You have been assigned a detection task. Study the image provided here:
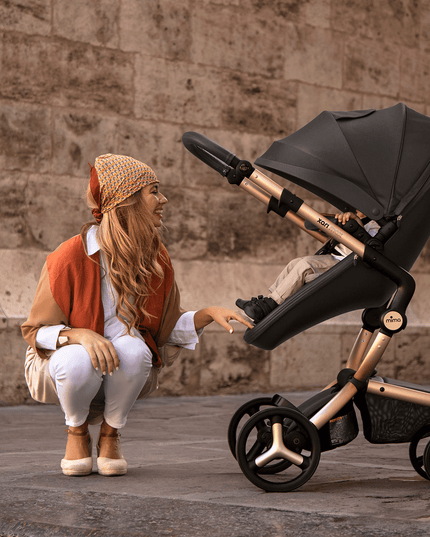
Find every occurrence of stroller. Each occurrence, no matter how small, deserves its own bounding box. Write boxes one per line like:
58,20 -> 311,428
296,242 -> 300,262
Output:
182,103 -> 430,492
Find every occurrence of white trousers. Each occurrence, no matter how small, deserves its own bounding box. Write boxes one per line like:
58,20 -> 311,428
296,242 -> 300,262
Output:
269,255 -> 339,304
48,334 -> 153,428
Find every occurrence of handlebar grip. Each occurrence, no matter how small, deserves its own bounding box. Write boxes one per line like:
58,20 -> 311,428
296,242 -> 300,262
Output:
182,131 -> 240,176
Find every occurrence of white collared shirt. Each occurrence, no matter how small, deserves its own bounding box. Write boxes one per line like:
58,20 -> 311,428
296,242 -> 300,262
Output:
36,226 -> 201,351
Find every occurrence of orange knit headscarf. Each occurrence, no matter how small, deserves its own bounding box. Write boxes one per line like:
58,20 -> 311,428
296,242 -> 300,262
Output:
90,154 -> 158,223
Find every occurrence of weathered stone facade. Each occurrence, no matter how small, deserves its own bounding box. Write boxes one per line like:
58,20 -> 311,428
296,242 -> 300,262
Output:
2,0 -> 430,404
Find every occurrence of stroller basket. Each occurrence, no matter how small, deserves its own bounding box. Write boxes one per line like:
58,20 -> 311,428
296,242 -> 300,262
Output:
355,379 -> 430,444
285,388 -> 359,452
319,401 -> 359,451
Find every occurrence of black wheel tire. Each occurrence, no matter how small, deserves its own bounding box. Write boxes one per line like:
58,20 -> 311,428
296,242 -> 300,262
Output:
409,425 -> 430,480
227,397 -> 274,459
423,440 -> 430,478
236,407 -> 321,493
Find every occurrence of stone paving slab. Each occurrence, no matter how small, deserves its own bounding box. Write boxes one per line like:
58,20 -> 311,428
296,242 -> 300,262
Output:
1,392 -> 430,536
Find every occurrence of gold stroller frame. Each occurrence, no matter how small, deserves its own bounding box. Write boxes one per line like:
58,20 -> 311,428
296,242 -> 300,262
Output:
228,166 -> 430,493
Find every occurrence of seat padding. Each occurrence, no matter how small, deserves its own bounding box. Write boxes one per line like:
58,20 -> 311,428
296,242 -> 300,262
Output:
244,255 -> 396,350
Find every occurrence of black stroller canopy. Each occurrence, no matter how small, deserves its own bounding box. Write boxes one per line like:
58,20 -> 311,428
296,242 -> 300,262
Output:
255,103 -> 430,221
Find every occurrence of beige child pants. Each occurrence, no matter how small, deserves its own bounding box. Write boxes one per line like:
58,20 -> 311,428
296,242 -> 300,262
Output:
269,255 -> 339,304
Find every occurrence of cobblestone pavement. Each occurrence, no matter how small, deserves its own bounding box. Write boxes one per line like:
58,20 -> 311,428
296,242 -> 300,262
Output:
1,392 -> 430,536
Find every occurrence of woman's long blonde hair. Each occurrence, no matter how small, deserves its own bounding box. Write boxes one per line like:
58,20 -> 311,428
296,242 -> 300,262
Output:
81,186 -> 166,333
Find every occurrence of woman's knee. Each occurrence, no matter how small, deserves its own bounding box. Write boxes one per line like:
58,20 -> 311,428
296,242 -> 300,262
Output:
112,336 -> 152,375
49,344 -> 98,383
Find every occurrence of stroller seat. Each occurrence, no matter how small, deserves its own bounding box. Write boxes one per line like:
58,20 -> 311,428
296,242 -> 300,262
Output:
244,254 -> 395,350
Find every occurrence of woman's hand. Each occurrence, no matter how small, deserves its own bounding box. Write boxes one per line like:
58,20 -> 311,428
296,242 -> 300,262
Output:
59,328 -> 120,376
194,307 -> 254,333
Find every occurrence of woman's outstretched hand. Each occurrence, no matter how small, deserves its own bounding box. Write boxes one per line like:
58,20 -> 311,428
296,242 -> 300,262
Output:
194,307 -> 254,333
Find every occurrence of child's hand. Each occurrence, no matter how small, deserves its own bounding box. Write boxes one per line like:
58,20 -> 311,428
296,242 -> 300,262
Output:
335,212 -> 363,226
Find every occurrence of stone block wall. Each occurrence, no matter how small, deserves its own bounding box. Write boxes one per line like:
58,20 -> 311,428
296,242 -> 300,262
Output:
2,0 -> 430,404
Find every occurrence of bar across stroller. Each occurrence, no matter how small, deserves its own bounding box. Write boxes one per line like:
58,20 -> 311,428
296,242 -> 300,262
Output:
182,103 -> 430,492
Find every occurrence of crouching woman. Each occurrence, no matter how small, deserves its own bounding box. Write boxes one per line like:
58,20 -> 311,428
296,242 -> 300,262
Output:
21,154 -> 252,477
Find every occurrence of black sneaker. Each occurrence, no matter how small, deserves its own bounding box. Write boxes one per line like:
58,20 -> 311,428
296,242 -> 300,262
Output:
235,295 -> 278,322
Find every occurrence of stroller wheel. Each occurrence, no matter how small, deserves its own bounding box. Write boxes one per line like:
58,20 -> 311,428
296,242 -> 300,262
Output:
409,425 -> 430,480
236,407 -> 321,493
227,397 -> 274,458
424,442 -> 430,478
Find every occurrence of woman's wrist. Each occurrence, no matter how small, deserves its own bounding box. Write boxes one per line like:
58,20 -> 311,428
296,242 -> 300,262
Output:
59,327 -> 85,346
58,327 -> 71,347
193,308 -> 214,331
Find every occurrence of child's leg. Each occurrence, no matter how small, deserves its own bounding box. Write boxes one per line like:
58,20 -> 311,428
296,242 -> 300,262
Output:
269,255 -> 338,304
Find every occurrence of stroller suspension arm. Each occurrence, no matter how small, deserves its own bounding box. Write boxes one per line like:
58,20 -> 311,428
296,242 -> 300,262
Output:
362,246 -> 415,336
311,332 -> 391,430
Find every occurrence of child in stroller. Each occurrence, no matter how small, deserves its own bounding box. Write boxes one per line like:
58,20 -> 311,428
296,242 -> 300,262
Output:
236,210 -> 379,322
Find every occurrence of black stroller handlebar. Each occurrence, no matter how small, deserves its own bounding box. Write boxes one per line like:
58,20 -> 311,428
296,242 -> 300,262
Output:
182,131 -> 328,244
182,132 -> 241,176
